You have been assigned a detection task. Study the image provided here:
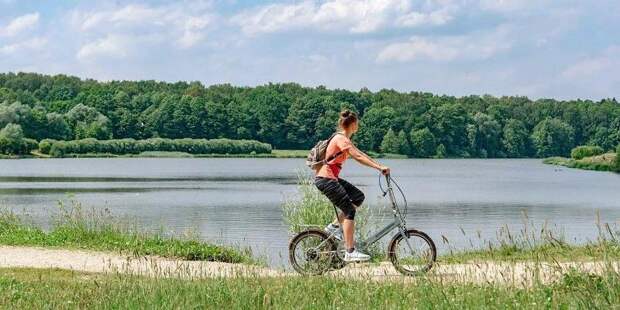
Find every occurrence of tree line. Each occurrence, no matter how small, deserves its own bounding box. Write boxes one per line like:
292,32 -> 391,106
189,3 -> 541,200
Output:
1,72 -> 619,157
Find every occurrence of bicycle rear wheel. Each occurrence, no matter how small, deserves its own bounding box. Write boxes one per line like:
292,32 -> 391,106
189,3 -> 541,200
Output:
289,229 -> 337,275
388,229 -> 436,276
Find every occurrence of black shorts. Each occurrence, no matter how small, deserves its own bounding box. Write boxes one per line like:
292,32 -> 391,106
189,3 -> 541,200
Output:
314,177 -> 365,220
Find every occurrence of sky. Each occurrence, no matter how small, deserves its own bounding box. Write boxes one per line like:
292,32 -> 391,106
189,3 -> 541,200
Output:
0,0 -> 619,100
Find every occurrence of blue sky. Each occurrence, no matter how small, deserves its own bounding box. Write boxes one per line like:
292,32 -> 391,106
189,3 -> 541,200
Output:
0,0 -> 618,100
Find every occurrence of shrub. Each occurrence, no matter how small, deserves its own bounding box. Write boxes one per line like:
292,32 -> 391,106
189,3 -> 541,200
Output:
40,138 -> 272,156
38,139 -> 57,154
571,145 -> 604,160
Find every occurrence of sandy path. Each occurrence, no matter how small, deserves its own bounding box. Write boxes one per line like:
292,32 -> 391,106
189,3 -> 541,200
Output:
1,246 -> 618,285
0,246 -> 283,278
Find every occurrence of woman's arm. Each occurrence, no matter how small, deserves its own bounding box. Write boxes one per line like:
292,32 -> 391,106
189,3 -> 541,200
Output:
348,145 -> 390,175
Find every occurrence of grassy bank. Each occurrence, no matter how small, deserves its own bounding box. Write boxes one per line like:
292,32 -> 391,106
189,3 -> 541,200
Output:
440,241 -> 620,263
544,152 -> 617,172
1,267 -> 619,309
0,204 -> 253,264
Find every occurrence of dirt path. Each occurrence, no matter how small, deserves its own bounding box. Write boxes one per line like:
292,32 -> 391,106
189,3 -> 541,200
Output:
1,246 -> 618,285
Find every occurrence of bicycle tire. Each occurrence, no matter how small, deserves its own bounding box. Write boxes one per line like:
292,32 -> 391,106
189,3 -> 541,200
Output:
388,229 -> 436,276
289,229 -> 338,275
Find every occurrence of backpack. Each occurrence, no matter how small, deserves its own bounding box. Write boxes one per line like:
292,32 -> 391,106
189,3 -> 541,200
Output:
306,133 -> 344,171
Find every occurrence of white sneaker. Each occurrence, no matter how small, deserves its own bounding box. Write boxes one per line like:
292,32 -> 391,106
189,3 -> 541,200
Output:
324,223 -> 343,240
344,249 -> 370,262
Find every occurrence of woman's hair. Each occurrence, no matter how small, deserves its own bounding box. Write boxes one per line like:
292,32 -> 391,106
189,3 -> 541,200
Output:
338,109 -> 358,129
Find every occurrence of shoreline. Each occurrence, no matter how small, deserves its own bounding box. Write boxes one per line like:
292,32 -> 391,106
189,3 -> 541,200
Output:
543,152 -> 618,172
3,150 -> 552,160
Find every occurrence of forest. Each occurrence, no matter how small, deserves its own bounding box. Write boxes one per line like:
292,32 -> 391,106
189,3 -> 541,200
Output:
0,72 -> 619,158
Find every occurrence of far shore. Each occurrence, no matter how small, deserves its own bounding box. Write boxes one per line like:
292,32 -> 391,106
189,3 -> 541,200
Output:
0,150 -> 409,159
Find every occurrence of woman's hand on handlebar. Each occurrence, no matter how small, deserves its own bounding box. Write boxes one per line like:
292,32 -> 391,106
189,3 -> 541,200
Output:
380,166 -> 390,176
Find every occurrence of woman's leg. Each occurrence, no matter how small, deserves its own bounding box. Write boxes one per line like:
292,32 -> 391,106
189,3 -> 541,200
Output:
314,177 -> 357,249
342,219 -> 355,250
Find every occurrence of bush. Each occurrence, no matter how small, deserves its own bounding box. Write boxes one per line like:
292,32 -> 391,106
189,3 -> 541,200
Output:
38,139 -> 57,154
40,138 -> 272,156
571,145 -> 605,160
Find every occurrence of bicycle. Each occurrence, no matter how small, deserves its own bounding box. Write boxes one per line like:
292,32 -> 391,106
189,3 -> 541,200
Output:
288,174 -> 437,276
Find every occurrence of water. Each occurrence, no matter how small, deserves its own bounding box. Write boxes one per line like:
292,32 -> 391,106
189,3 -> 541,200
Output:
1,158 -> 619,267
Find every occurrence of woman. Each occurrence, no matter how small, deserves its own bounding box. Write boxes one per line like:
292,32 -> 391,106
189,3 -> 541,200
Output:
314,110 -> 390,262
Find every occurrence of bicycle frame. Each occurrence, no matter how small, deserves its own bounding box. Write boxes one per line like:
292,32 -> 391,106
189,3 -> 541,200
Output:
320,175 -> 408,252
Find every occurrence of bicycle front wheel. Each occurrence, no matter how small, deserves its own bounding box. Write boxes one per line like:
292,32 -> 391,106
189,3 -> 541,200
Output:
289,229 -> 337,275
388,229 -> 436,276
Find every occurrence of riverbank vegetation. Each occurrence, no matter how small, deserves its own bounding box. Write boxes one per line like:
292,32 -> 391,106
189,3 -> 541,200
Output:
1,267 -> 619,309
1,72 -> 619,158
0,203 -> 253,264
37,137 -> 271,157
544,145 -> 619,172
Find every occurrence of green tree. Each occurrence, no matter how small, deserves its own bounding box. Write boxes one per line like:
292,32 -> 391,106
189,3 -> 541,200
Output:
424,104 -> 469,156
531,118 -> 575,157
45,113 -> 72,140
380,128 -> 400,154
66,104 -> 112,140
397,130 -> 410,155
0,123 -> 36,155
357,106 -> 396,151
410,128 -> 436,158
502,119 -> 531,158
0,101 -> 35,137
467,112 -> 502,158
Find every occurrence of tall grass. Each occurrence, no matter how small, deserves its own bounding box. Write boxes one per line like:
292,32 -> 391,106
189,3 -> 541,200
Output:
281,172 -> 383,258
439,210 -> 620,263
1,267 -> 620,309
281,172 -> 375,235
0,202 -> 254,264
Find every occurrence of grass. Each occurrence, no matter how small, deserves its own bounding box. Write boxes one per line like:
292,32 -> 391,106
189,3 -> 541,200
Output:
439,211 -> 620,263
544,152 -> 617,172
0,202 -> 254,264
0,267 -> 619,309
440,241 -> 620,263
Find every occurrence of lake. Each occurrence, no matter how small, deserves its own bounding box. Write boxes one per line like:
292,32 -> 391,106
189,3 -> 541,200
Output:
1,158 -> 619,267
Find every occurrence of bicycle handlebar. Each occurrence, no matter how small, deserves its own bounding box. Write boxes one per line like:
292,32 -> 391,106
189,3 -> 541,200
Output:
378,172 -> 408,215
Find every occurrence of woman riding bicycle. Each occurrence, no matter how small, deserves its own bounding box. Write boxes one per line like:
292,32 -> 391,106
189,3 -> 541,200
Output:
314,109 -> 390,262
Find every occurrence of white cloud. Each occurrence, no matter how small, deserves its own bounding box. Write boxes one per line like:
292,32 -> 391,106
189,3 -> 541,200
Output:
76,35 -> 128,60
396,8 -> 453,27
377,36 -> 459,62
478,0 -> 549,12
377,25 -> 513,63
0,36 -> 46,55
71,2 -> 213,57
561,46 -> 620,80
0,12 -> 39,37
232,0 -> 454,35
